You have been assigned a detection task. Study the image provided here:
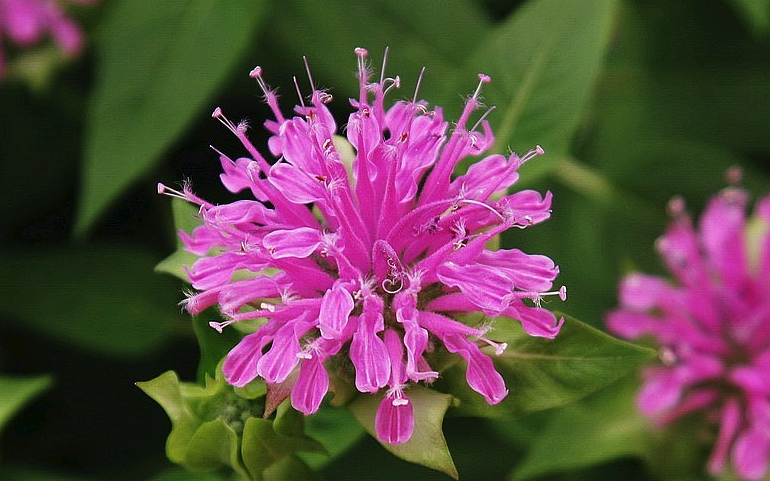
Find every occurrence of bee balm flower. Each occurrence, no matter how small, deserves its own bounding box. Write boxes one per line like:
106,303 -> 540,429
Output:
160,49 -> 565,445
607,185 -> 770,480
0,0 -> 95,77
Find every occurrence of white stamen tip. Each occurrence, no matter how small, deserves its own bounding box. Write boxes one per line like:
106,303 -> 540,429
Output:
212,107 -> 222,118
478,73 -> 491,83
536,145 -> 545,155
249,66 -> 262,79
392,397 -> 409,406
297,351 -> 312,359
157,183 -> 166,194
495,342 -> 508,356
355,47 -> 368,57
558,285 -> 567,301
209,321 -> 224,334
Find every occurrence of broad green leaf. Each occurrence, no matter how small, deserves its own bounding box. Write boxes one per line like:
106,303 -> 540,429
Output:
438,316 -> 654,418
155,198 -> 202,281
0,245 -> 184,358
0,375 -> 52,432
349,385 -> 458,479
726,0 -> 770,35
509,375 -> 652,480
75,0 -> 267,236
299,406 -> 365,469
466,0 -> 617,160
273,0 -> 490,116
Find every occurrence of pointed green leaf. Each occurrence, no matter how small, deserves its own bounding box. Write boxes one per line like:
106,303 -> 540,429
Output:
0,375 -> 52,432
466,0 -> 617,164
183,419 -> 241,473
192,312 -> 242,382
136,371 -> 201,464
349,385 -> 458,479
263,455 -> 320,481
439,316 -> 655,418
510,375 -> 652,480
75,0 -> 267,236
0,245 -> 183,358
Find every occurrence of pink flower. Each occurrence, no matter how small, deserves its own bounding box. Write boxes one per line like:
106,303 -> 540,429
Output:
160,49 -> 565,445
0,0 -> 95,77
607,185 -> 770,480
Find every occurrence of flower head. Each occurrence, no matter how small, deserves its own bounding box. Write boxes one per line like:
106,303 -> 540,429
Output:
0,0 -> 95,77
607,183 -> 770,480
162,49 -> 565,445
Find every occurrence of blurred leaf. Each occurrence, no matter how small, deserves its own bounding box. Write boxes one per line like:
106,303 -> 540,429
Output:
439,316 -> 655,418
0,245 -> 183,358
0,375 -> 52,433
273,0 -> 490,115
75,0 -> 267,236
299,406 -> 366,469
349,384 -> 458,479
0,468 -> 93,481
726,0 -> 770,36
466,0 -> 617,161
510,375 -> 652,480
155,198 -> 202,281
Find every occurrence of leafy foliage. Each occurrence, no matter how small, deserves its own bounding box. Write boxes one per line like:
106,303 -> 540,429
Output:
2,0 -> 770,480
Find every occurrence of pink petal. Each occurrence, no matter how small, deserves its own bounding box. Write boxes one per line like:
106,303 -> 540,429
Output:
375,392 -> 414,445
263,227 -> 321,259
436,261 -> 513,316
707,398 -> 742,476
318,284 -> 354,339
350,304 -> 391,393
291,355 -> 329,415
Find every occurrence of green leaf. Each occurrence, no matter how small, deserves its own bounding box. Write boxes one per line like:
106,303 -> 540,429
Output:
299,406 -> 366,469
155,198 -> 203,281
726,0 -> 770,35
273,0 -> 490,116
509,375 -> 652,480
0,245 -> 183,358
439,316 -> 655,418
241,416 -> 325,480
0,375 -> 52,433
466,0 -> 618,159
75,0 -> 267,236
349,385 -> 458,479
192,313 -> 243,382
136,371 -> 202,465
262,455 -> 320,481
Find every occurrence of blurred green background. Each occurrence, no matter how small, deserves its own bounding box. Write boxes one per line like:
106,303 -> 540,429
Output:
1,0 -> 769,479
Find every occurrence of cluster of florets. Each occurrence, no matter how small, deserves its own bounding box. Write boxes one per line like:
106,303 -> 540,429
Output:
160,48 -> 565,444
0,0 -> 95,77
607,183 -> 770,480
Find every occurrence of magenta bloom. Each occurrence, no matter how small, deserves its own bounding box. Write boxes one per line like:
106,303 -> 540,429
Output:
161,49 -> 565,445
607,186 -> 770,480
0,0 -> 94,77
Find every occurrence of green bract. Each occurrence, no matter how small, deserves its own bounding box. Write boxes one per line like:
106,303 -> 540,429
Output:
137,370 -> 325,481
